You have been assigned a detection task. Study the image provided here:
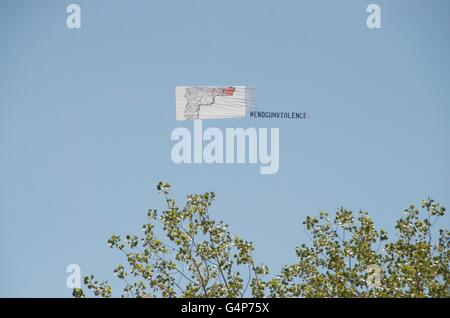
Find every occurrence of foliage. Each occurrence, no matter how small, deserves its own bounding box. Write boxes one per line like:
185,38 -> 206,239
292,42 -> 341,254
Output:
74,182 -> 268,298
267,200 -> 449,297
74,182 -> 449,298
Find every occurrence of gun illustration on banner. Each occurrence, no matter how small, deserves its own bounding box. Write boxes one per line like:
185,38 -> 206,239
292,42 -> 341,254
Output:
175,86 -> 256,120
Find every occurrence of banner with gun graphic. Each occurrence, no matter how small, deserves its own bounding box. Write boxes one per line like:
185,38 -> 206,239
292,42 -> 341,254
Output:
175,86 -> 256,120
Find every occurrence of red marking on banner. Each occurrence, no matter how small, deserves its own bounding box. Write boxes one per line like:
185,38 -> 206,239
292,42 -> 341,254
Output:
223,87 -> 235,96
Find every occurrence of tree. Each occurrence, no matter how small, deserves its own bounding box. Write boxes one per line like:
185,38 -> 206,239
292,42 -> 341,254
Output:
73,182 -> 449,298
267,201 -> 449,297
74,182 -> 268,298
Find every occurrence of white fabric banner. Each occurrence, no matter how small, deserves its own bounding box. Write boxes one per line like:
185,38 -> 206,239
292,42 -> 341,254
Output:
175,86 -> 255,120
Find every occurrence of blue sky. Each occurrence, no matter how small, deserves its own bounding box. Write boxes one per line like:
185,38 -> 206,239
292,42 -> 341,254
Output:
1,0 -> 449,297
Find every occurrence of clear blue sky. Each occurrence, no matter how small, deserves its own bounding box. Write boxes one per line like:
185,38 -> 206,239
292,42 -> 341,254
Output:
1,0 -> 449,297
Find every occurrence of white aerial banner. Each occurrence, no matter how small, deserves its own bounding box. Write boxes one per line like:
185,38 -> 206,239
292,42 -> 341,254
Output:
175,86 -> 256,120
